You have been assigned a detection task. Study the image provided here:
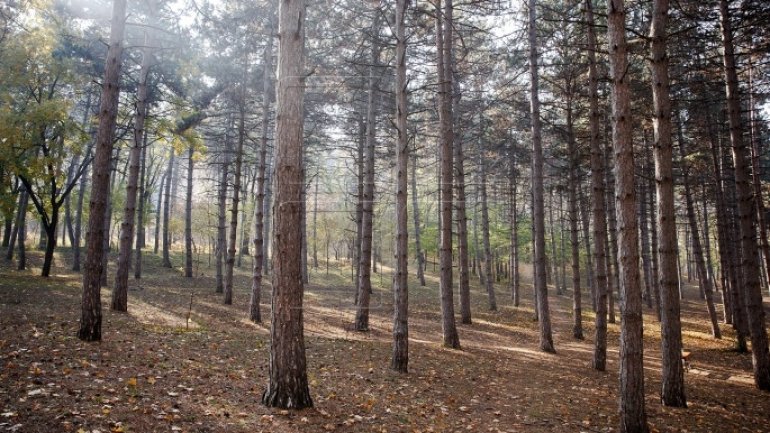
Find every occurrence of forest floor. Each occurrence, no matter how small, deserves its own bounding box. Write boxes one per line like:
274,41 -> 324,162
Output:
2,249 -> 770,433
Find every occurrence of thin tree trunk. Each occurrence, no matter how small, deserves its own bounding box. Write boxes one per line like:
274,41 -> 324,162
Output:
312,176 -> 318,269
261,0 -> 312,408
113,38 -> 152,310
162,149 -> 174,268
479,139 -> 496,311
650,0 -> 685,406
748,57 -> 770,293
216,122 -> 231,293
436,0 -> 460,349
567,100 -> 582,339
509,148 -> 520,306
411,139 -> 426,287
250,27 -> 274,323
72,150 -> 90,271
354,17 -> 380,330
677,114 -> 721,339
606,139 -> 619,324
154,171 -> 164,254
79,0 -> 126,342
579,184 -> 595,312
529,0 -> 554,353
719,0 -> 770,390
454,87 -> 471,325
639,158 -> 653,310
587,0 -> 608,371
16,188 -> 28,270
392,0 -> 409,372
134,133 -> 148,280
608,1 -> 649,429
184,144 -> 194,277
648,167 -> 661,321
225,76 -> 247,305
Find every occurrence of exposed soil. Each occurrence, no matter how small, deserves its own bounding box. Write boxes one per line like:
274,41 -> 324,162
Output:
1,249 -> 769,433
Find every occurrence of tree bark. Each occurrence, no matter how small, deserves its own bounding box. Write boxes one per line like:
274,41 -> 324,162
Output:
225,69 -> 248,305
649,0 -> 685,406
216,122 -> 232,293
79,0 -> 126,342
509,147 -> 520,306
16,188 -> 28,270
392,0 -> 409,373
586,0 -> 609,371
261,0 -> 312,408
113,38 -> 152,310
436,0 -> 460,349
454,85 -> 471,325
184,144 -> 194,277
72,148 -> 90,271
411,138 -> 426,286
250,28 -> 274,323
529,0 -> 554,353
719,0 -> 770,390
161,149 -> 174,268
479,136 -> 496,311
676,114 -> 721,339
354,14 -> 380,331
608,0 -> 649,429
567,99 -> 582,339
134,133 -> 148,280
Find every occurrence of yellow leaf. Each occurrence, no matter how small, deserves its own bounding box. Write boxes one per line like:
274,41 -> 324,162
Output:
147,377 -> 156,385
126,377 -> 137,387
111,426 -> 125,433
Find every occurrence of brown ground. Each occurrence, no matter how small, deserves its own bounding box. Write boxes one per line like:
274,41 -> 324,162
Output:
1,249 -> 769,433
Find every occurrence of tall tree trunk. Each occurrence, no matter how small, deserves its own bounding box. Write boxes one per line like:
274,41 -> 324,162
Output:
608,1 -> 649,429
354,115 -> 364,296
529,0 -> 554,353
153,171 -> 164,255
162,149 -> 174,268
647,167 -> 661,321
454,87 -> 471,325
579,184 -> 595,312
411,139 -> 426,286
391,0 -> 409,373
638,158 -> 653,309
549,189 -> 560,294
650,0 -> 685,406
6,188 -> 25,262
436,0 -> 460,348
719,0 -> 770,390
184,144 -> 194,277
16,188 -> 28,270
312,176 -> 318,269
587,0 -> 608,372
261,0 -> 312,408
567,100 -> 582,339
216,123 -> 232,293
479,139 -> 497,311
79,0 -> 126,342
225,78 -> 247,306
677,114 -> 721,339
72,149 -> 90,271
354,16 -> 380,331
606,139 -> 619,324
251,28 -> 274,324
100,149 -> 119,286
134,134 -> 148,280
748,59 -> 770,292
113,39 -> 152,310
509,147 -> 520,306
